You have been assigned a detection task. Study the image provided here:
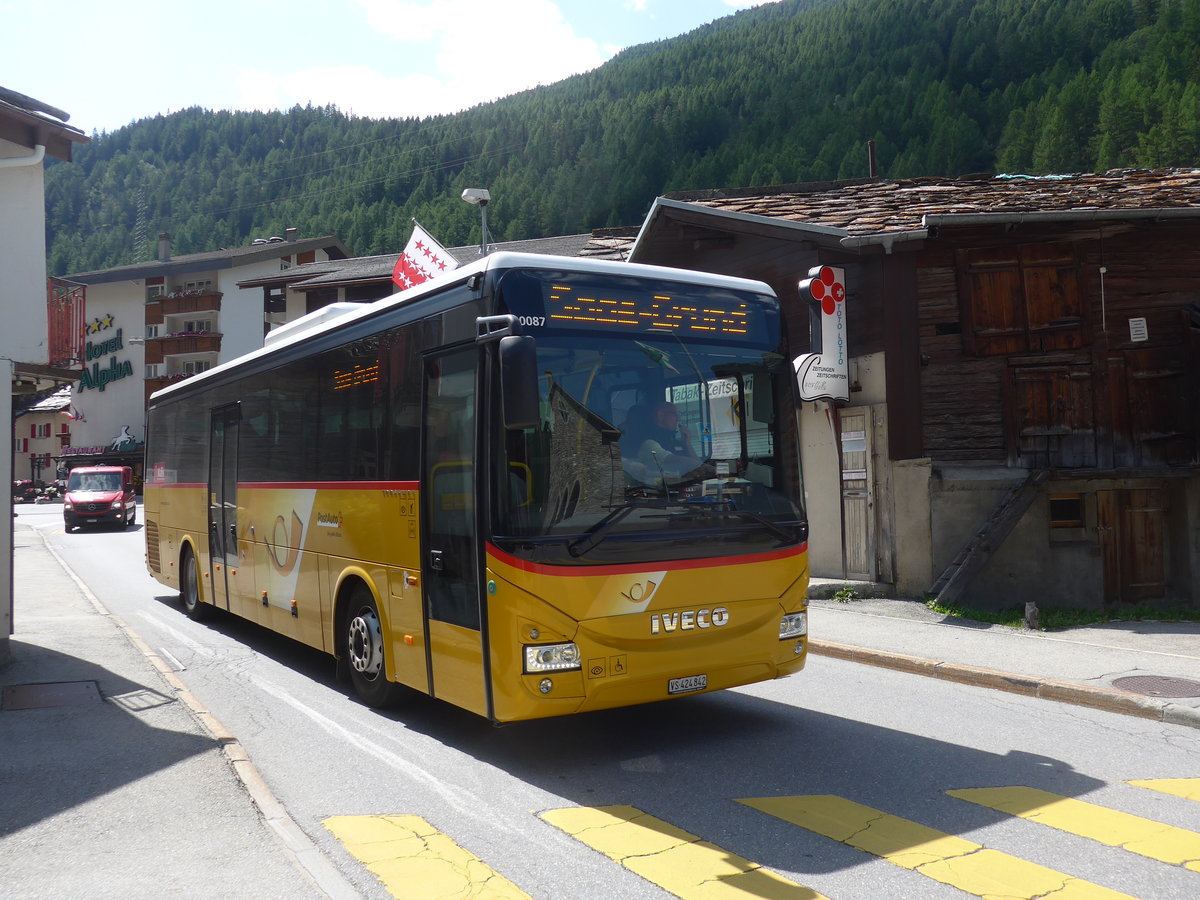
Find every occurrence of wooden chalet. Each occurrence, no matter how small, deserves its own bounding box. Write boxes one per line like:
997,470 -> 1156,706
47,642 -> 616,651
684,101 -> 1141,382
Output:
628,170 -> 1200,610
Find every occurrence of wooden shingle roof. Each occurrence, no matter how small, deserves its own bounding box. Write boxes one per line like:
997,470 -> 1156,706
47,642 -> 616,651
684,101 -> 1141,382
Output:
660,169 -> 1200,242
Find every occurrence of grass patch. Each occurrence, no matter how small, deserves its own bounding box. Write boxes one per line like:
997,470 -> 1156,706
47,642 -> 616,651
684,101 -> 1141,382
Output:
809,583 -> 886,602
924,596 -> 1200,631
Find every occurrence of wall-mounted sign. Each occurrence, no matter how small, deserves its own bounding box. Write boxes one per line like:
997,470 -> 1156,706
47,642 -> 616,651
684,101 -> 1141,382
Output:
793,265 -> 849,402
78,318 -> 135,392
1128,317 -> 1148,342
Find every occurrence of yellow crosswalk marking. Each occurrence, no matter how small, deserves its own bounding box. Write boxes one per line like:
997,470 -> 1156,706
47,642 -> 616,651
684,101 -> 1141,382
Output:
539,804 -> 827,899
738,795 -> 1137,900
950,786 -> 1200,873
323,814 -> 531,899
1128,778 -> 1200,802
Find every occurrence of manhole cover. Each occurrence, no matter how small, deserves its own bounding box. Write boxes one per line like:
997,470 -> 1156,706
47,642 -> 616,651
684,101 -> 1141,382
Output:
1,681 -> 102,710
1111,675 -> 1200,698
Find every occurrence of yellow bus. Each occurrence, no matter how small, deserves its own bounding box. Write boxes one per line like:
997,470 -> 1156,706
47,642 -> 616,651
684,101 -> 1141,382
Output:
143,253 -> 809,722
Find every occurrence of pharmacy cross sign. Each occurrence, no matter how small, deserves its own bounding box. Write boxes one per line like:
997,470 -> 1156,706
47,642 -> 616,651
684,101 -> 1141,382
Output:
793,265 -> 849,402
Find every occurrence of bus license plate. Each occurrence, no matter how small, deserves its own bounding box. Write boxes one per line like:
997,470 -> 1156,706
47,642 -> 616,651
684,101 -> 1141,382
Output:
668,674 -> 707,695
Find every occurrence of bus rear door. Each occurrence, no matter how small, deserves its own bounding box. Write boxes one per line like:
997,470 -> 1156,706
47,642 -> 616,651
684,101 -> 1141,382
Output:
207,403 -> 245,615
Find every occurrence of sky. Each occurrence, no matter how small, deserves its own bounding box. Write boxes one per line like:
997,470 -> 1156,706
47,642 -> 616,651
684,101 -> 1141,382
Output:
2,0 -> 780,135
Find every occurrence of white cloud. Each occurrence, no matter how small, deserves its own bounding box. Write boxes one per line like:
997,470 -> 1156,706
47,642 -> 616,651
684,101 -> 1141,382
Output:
236,0 -> 610,120
358,0 -> 608,101
236,65 -> 453,120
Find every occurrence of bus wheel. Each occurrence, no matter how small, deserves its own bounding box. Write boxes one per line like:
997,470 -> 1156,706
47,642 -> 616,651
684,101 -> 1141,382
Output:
181,547 -> 209,621
345,586 -> 403,708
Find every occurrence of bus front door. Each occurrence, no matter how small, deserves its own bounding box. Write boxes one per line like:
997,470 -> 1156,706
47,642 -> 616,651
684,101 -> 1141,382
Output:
207,404 -> 241,614
421,349 -> 488,716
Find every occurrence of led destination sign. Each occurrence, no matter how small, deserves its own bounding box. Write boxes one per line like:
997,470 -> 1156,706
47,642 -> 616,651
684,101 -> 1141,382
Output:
539,280 -> 772,342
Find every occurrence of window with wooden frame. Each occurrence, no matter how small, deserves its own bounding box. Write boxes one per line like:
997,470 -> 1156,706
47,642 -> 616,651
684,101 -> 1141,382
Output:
1049,493 -> 1085,527
958,242 -> 1087,356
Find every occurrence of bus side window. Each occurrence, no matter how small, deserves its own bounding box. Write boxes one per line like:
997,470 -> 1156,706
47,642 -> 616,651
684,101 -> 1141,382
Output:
384,326 -> 422,481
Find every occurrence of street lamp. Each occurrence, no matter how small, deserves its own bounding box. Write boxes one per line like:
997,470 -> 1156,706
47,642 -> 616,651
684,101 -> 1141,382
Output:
461,188 -> 492,256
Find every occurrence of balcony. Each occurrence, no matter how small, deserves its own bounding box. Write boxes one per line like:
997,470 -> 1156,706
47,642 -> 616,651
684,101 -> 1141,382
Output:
151,332 -> 222,357
159,290 -> 222,317
47,277 -> 86,370
145,372 -> 193,405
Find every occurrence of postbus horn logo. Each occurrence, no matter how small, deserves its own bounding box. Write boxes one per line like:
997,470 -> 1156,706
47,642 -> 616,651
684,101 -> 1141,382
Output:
267,511 -> 304,574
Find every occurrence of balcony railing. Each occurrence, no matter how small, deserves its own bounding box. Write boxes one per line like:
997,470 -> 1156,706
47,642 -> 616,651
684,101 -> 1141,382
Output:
47,277 -> 86,369
151,332 -> 222,356
158,290 -> 222,317
145,373 -> 193,405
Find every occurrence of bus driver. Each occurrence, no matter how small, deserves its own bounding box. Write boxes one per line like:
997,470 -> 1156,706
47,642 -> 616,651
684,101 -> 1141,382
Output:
627,401 -> 710,481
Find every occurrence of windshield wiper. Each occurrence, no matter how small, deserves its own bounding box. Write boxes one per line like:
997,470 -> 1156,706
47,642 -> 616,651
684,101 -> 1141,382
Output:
567,499 -> 800,557
566,500 -> 688,557
727,510 -> 801,543
664,503 -> 800,544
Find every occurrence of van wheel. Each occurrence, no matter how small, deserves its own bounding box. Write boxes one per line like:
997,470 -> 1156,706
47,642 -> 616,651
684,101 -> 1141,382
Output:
344,585 -> 404,708
181,547 -> 208,621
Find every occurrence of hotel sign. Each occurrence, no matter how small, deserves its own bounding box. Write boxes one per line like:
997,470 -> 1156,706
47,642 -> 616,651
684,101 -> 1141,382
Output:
78,314 -> 135,392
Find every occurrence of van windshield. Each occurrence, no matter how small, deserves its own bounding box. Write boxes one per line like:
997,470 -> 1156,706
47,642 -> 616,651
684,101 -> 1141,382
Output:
68,471 -> 122,492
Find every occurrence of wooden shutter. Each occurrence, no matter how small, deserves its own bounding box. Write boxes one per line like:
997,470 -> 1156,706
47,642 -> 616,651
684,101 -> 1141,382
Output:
1006,362 -> 1096,468
960,243 -> 1086,356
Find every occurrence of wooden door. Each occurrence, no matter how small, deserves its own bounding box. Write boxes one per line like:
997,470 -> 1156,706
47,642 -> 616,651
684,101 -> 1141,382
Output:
1096,489 -> 1166,603
839,409 -> 873,580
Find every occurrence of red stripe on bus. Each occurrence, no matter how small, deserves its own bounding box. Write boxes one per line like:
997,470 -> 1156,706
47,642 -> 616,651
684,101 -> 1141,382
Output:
147,481 -> 420,491
237,481 -> 420,491
486,542 -> 806,577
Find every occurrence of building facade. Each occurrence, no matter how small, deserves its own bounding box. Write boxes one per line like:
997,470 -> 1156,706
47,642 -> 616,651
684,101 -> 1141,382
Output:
54,232 -> 350,480
1,86 -> 89,663
13,387 -> 73,490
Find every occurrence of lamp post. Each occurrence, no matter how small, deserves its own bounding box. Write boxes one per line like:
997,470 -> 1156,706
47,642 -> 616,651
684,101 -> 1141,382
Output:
461,188 -> 492,256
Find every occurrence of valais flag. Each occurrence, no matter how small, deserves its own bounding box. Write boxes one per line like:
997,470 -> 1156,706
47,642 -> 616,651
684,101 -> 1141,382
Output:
392,221 -> 457,290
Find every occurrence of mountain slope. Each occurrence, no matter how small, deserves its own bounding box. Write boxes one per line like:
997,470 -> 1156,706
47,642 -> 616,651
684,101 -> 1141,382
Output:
45,0 -> 1200,274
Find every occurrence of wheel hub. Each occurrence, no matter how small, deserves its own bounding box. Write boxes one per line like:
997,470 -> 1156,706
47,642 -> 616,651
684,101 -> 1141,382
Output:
348,608 -> 384,678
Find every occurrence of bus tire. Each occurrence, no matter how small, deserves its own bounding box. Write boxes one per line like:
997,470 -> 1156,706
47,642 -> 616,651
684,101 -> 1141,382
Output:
344,585 -> 404,709
181,546 -> 209,621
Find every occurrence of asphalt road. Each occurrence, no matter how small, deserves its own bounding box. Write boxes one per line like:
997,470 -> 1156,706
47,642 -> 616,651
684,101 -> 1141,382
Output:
19,501 -> 1200,900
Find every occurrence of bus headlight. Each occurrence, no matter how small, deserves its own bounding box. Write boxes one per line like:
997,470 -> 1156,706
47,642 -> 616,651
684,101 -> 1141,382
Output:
779,612 -> 807,640
524,642 -> 581,673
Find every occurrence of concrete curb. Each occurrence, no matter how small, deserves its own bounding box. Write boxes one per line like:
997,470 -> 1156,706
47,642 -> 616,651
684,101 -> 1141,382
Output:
33,527 -> 362,900
808,639 -> 1200,731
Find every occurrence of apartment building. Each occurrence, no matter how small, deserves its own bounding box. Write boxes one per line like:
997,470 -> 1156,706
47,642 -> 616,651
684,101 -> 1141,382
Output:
54,232 -> 350,479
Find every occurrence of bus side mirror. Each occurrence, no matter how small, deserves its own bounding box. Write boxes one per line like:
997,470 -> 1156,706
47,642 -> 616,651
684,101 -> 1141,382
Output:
498,335 -> 539,430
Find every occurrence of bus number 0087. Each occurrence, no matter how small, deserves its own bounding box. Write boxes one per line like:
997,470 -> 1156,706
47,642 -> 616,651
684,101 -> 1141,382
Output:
517,316 -> 546,327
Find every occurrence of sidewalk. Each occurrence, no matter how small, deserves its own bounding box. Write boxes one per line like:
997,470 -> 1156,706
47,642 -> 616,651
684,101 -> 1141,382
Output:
0,523 -> 359,900
807,578 -> 1200,730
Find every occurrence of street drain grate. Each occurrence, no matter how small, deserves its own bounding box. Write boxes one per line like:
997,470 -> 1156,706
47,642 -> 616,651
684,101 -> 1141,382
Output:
1,681 -> 102,710
1111,675 -> 1200,698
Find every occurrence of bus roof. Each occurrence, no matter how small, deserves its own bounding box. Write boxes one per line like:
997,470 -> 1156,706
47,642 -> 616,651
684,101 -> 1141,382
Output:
148,252 -> 776,404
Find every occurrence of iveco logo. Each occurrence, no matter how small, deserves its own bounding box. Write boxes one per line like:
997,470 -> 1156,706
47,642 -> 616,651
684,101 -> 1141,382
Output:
650,608 -> 730,635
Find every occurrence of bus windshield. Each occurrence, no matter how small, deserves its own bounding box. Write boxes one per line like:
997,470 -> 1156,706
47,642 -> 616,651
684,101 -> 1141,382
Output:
492,270 -> 806,567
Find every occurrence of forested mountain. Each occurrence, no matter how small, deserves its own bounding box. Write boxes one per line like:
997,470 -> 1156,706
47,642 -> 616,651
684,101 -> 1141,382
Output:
45,0 -> 1200,275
